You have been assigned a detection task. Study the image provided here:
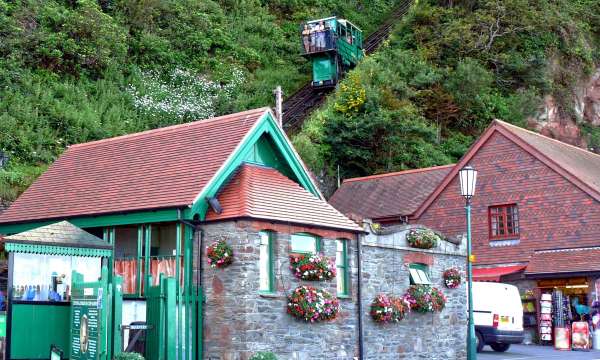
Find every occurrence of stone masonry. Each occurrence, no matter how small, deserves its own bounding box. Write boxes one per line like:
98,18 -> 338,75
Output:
195,220 -> 467,359
198,220 -> 359,360
361,224 -> 468,360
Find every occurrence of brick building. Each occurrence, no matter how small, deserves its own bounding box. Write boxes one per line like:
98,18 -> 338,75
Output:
332,119 -> 600,342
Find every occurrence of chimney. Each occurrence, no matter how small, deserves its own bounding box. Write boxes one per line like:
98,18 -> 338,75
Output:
273,86 -> 283,126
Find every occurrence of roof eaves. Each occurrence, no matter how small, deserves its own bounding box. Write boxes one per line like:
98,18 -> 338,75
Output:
343,164 -> 455,184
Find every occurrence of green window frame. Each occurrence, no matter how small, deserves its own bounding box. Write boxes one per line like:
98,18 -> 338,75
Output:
290,233 -> 320,254
409,263 -> 431,285
259,231 -> 275,293
336,239 -> 349,297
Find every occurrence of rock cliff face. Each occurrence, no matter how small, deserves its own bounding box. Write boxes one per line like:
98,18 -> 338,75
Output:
528,67 -> 600,149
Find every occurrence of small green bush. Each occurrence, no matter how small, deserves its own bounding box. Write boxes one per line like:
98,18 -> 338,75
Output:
250,352 -> 277,360
114,353 -> 144,360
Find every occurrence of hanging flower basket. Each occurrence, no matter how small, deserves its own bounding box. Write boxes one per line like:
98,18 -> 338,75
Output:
287,285 -> 340,322
289,253 -> 336,281
443,268 -> 461,289
403,285 -> 446,313
406,229 -> 439,249
206,240 -> 233,268
370,294 -> 408,323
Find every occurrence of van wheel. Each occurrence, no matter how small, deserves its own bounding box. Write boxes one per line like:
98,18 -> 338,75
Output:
476,332 -> 484,353
490,343 -> 510,352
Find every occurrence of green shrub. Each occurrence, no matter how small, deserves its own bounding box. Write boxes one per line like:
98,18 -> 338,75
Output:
114,352 -> 144,360
250,351 -> 278,360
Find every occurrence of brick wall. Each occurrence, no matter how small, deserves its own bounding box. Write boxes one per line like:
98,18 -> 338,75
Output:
416,131 -> 600,265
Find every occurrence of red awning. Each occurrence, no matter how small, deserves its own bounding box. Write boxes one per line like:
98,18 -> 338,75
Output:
473,265 -> 526,282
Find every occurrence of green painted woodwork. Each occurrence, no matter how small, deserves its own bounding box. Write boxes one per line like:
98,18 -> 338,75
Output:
11,303 -> 71,359
0,314 -> 5,337
312,55 -> 336,82
145,275 -> 176,360
0,209 -> 180,235
70,267 -> 113,360
336,239 -> 349,297
111,276 -> 123,357
5,242 -> 112,257
189,111 -> 321,220
245,135 -> 294,179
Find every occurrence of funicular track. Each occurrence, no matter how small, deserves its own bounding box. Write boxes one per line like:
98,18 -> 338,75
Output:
282,0 -> 414,133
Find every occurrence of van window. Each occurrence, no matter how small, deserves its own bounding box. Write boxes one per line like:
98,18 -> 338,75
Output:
409,263 -> 431,285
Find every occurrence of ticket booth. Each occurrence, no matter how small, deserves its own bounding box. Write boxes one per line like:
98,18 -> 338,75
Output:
3,221 -> 112,359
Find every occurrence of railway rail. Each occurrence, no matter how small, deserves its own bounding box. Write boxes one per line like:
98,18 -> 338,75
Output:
281,0 -> 414,133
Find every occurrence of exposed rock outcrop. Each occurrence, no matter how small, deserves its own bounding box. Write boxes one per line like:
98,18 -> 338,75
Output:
528,67 -> 600,149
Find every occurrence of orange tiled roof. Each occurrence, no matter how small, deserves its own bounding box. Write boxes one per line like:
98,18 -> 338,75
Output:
0,108 -> 269,224
206,164 -> 362,232
329,165 -> 454,221
525,247 -> 600,275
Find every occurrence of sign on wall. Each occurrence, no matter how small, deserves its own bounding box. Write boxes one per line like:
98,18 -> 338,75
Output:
71,298 -> 101,359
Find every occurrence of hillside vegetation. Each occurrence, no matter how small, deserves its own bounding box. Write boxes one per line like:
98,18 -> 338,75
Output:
294,0 -> 600,194
0,0 -> 400,202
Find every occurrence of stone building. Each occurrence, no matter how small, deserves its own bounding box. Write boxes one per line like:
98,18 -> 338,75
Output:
0,107 -> 467,359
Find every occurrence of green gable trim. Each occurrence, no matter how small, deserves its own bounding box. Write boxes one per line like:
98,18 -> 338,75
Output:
0,209 -> 180,235
189,111 -> 321,220
5,242 -> 112,257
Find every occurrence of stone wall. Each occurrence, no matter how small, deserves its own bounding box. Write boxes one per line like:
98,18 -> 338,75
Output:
361,224 -> 468,360
196,220 -> 468,359
198,220 -> 359,360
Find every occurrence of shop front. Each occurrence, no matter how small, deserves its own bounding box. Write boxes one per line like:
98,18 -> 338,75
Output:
520,247 -> 600,350
3,221 -> 112,359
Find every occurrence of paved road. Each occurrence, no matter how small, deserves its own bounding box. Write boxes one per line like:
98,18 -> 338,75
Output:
479,344 -> 600,359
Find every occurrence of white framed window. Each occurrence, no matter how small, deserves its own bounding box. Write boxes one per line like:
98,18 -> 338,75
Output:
259,231 -> 274,292
290,233 -> 319,254
409,263 -> 431,285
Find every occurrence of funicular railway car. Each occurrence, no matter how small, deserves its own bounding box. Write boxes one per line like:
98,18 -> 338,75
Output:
301,17 -> 364,87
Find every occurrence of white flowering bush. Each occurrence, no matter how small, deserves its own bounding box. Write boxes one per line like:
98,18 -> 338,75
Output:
127,67 -> 244,121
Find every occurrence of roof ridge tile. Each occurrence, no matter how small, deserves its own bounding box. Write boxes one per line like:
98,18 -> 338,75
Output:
343,164 -> 455,183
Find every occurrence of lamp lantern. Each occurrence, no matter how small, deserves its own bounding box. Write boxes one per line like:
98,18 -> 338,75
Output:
459,165 -> 477,201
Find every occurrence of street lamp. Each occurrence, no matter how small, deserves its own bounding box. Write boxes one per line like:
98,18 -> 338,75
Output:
459,165 -> 477,360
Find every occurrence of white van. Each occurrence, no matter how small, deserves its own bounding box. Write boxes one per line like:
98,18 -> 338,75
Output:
473,282 -> 525,352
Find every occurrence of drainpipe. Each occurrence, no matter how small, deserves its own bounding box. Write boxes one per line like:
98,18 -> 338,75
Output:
177,209 -> 204,360
357,231 -> 364,360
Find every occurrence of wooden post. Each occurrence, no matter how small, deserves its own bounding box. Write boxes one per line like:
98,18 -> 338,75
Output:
274,86 -> 283,126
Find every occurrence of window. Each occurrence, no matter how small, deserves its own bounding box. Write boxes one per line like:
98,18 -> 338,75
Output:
409,263 -> 431,285
336,239 -> 349,296
259,231 -> 275,293
291,233 -> 319,254
489,204 -> 520,239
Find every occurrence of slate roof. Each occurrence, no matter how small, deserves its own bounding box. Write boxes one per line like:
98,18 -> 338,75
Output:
525,247 -> 600,275
0,108 -> 268,224
4,221 -> 111,249
328,165 -> 454,221
206,164 -> 362,232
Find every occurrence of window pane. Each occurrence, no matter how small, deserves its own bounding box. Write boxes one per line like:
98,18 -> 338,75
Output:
336,240 -> 347,295
409,268 -> 422,284
416,269 -> 431,284
291,234 -> 317,253
259,232 -> 271,292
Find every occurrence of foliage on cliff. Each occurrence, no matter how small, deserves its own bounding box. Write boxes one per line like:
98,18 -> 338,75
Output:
0,0 -> 401,201
294,0 -> 600,192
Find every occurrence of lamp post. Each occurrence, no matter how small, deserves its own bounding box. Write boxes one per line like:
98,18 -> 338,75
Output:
459,165 -> 477,360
